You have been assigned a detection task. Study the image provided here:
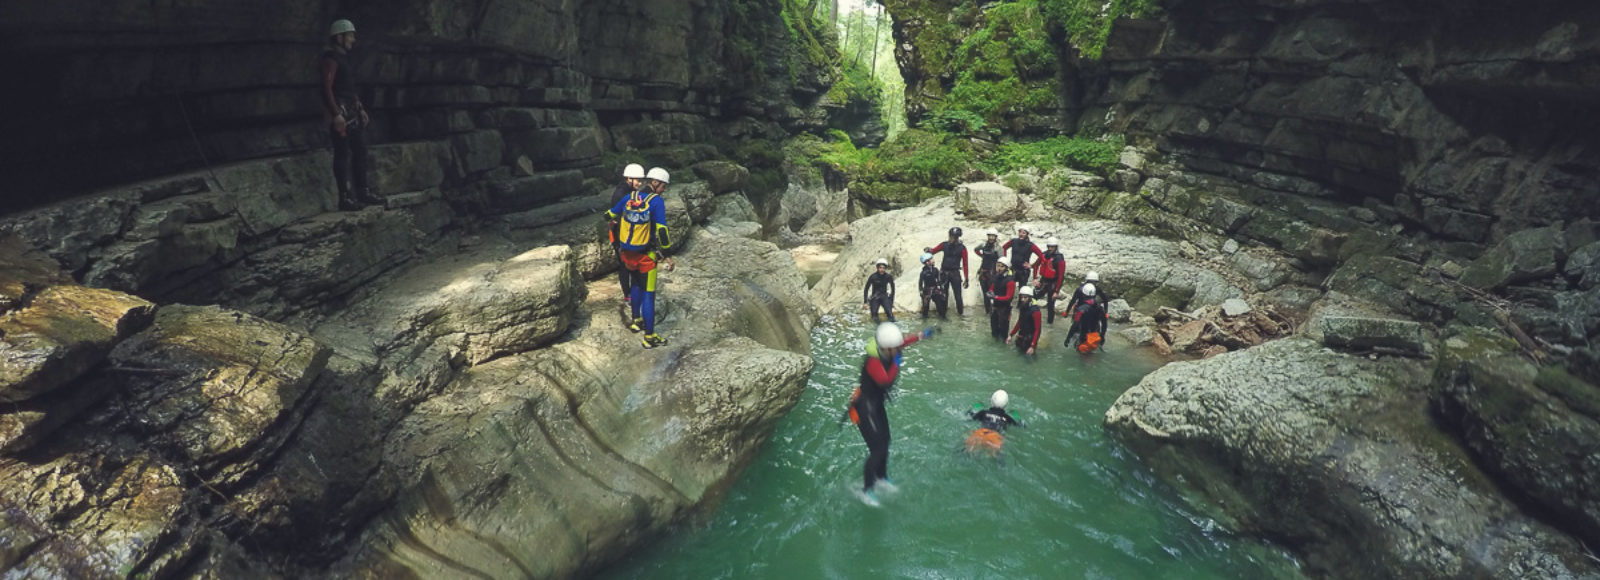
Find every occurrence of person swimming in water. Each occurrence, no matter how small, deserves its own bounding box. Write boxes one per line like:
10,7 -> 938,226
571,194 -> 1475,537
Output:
965,389 -> 1020,457
846,322 -> 933,506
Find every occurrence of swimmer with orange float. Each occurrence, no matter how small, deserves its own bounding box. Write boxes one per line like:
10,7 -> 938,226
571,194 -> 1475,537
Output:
966,389 -> 1021,458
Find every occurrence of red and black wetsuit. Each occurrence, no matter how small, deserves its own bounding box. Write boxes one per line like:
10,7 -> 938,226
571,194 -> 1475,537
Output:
852,334 -> 922,492
1066,298 -> 1109,349
1010,300 -> 1042,355
1002,237 -> 1043,287
1035,250 -> 1066,323
988,272 -> 1016,341
927,240 -> 968,315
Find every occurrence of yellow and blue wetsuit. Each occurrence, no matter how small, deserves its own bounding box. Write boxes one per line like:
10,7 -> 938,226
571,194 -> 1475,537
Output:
606,190 -> 672,339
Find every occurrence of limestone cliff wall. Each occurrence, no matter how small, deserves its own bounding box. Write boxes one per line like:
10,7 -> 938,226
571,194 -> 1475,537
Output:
0,0 -> 830,213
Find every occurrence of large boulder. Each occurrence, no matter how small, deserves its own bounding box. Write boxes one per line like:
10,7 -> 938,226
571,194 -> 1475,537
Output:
310,242 -> 585,406
1436,328 -> 1600,549
1106,339 -> 1598,579
335,230 -> 816,578
1460,225 -> 1567,289
692,160 -> 751,195
953,181 -> 1025,220
0,240 -> 155,403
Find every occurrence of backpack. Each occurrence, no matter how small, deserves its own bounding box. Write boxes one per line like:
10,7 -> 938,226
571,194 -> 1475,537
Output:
619,192 -> 658,247
1078,332 -> 1102,353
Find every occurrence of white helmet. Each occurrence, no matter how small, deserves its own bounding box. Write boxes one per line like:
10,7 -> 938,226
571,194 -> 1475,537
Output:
1017,226 -> 1030,234
1046,237 -> 1060,247
646,167 -> 671,183
1018,286 -> 1034,297
1083,283 -> 1097,297
1085,271 -> 1100,282
330,19 -> 356,36
875,258 -> 888,267
622,163 -> 646,179
985,228 -> 999,237
876,322 -> 905,349
991,389 -> 1009,409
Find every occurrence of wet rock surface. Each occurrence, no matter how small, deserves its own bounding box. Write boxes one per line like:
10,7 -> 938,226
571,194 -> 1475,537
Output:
810,197 -> 1246,317
0,202 -> 816,578
1106,339 -> 1600,579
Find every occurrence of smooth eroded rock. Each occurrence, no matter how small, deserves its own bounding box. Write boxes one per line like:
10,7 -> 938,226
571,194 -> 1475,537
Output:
1106,338 -> 1598,579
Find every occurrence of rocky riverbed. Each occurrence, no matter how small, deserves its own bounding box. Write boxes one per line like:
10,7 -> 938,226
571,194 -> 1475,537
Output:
0,181 -> 818,577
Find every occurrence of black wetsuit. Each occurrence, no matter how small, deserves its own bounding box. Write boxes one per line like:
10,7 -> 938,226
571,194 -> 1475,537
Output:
971,406 -> 1019,431
851,333 -> 921,492
918,264 -> 948,319
321,46 -> 368,201
1063,282 -> 1111,316
928,240 -> 968,315
988,272 -> 1016,341
864,271 -> 896,322
1066,299 -> 1109,349
1010,301 -> 1042,357
1003,237 -> 1041,288
973,241 -> 1001,312
608,182 -> 636,297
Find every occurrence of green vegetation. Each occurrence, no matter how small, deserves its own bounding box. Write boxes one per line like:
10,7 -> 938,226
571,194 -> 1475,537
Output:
1042,0 -> 1163,60
982,135 -> 1125,175
932,0 -> 1058,134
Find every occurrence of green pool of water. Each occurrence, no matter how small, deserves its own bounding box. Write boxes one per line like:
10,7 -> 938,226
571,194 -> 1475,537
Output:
603,314 -> 1302,579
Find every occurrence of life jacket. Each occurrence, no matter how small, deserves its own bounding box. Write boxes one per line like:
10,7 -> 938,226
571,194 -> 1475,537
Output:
975,243 -> 1000,269
1078,332 -> 1103,353
618,191 -> 659,248
1008,238 -> 1036,268
1016,303 -> 1040,337
939,241 -> 965,271
1038,253 -> 1063,280
920,266 -> 946,297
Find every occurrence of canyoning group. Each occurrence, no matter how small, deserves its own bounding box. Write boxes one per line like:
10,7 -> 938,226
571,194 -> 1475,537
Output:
840,227 -> 1113,506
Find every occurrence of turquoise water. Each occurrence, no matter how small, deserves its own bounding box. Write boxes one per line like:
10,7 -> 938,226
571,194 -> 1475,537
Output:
602,313 -> 1302,579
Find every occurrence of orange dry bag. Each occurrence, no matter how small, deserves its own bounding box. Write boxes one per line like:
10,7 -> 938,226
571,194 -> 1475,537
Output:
1078,332 -> 1102,353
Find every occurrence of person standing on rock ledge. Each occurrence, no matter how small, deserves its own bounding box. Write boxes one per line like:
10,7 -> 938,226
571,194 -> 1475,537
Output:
320,19 -> 382,211
973,228 -> 1002,313
924,227 -> 969,316
607,167 -> 676,348
986,262 -> 1017,341
863,259 -> 897,323
1002,227 -> 1043,289
608,163 -> 647,307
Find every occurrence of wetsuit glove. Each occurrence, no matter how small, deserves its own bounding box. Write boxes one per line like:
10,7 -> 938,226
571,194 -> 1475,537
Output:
922,328 -> 935,338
